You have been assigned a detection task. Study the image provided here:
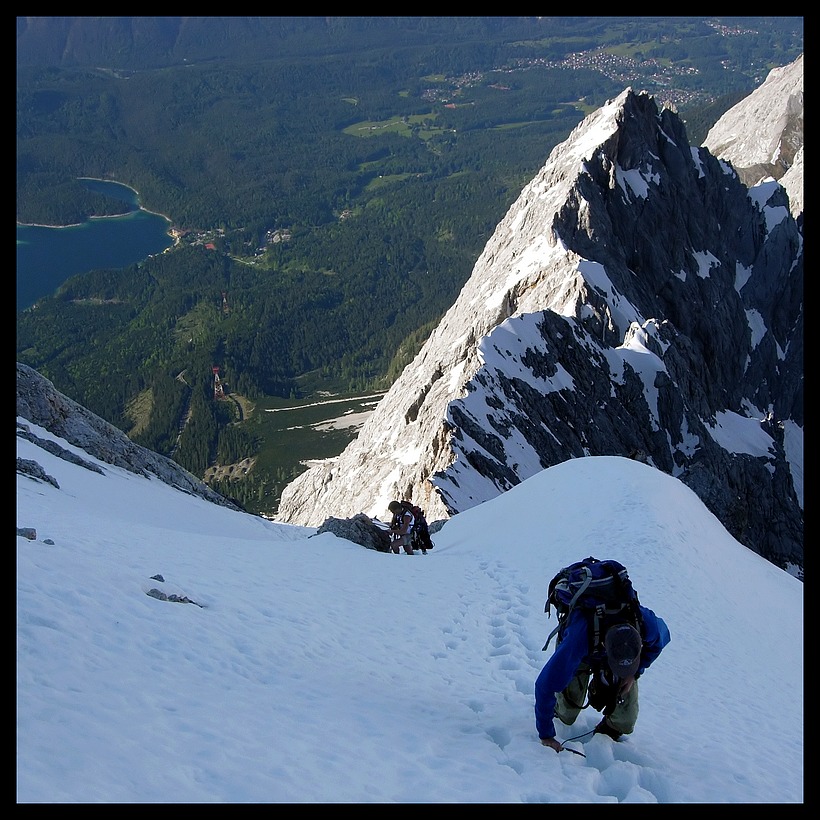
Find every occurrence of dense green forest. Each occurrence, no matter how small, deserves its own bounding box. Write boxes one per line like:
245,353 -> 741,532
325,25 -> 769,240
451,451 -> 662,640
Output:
16,17 -> 804,515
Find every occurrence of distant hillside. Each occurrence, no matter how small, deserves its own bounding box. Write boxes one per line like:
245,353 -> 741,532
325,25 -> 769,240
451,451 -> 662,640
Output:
15,17 -> 556,70
17,16 -> 803,73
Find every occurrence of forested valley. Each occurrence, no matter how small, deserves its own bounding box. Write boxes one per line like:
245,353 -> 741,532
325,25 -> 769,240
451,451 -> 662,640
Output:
16,16 -> 804,515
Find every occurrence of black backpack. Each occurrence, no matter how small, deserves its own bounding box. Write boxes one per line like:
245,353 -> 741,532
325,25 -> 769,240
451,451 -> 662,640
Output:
542,557 -> 642,658
400,501 -> 434,551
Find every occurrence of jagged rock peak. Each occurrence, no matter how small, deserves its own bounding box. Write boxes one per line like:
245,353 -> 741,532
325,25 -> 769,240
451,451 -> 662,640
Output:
276,88 -> 651,522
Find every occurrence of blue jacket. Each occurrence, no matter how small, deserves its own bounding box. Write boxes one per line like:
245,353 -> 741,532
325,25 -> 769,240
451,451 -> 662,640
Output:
534,605 -> 670,739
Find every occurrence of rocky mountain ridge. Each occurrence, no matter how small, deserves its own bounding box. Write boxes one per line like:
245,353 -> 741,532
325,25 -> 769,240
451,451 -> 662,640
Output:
277,57 -> 803,573
16,362 -> 242,512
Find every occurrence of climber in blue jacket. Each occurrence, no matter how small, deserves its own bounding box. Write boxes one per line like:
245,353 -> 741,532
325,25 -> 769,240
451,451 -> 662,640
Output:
535,605 -> 670,751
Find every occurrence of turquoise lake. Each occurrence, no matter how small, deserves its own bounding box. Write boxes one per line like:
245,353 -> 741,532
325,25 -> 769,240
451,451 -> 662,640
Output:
16,179 -> 174,313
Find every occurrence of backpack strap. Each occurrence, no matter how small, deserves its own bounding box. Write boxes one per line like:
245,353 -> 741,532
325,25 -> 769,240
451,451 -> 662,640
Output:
566,566 -> 593,609
542,566 -> 593,652
590,605 -> 605,653
542,622 -> 561,653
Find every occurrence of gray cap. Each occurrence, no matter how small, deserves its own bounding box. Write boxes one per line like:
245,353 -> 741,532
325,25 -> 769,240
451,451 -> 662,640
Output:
605,623 -> 642,678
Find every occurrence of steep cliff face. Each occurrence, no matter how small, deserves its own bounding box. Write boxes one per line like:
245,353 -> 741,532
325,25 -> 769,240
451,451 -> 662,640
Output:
16,362 -> 242,512
703,55 -> 803,217
277,72 -> 803,572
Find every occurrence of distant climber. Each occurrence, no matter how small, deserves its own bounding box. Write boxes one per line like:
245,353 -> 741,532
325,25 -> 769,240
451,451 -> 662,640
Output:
387,500 -> 417,554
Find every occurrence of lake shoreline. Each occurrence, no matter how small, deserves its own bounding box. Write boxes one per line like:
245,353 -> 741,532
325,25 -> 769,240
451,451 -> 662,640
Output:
17,177 -> 176,231
16,178 -> 179,312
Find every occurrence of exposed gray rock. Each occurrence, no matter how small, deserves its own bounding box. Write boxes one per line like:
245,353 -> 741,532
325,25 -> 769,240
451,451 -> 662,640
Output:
316,513 -> 392,552
18,421 -> 104,475
16,457 -> 60,489
144,575 -> 205,606
779,147 -> 803,218
146,588 -> 203,607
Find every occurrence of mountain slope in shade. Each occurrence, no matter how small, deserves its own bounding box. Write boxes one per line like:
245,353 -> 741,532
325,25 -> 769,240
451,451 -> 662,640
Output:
276,81 -> 802,574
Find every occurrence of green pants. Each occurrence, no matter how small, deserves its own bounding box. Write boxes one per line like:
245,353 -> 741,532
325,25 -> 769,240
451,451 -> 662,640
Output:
391,534 -> 414,554
555,662 -> 639,736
